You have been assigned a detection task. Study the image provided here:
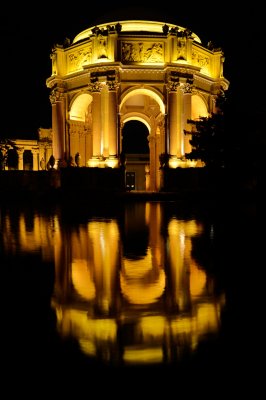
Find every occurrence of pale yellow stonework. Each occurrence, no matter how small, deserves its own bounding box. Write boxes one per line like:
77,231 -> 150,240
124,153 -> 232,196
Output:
1,20 -> 225,188
46,20 -> 228,191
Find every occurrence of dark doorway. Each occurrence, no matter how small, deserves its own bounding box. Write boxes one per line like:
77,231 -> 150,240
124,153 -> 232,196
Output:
122,120 -> 149,154
122,120 -> 149,191
7,149 -> 18,170
125,171 -> 135,191
23,150 -> 33,170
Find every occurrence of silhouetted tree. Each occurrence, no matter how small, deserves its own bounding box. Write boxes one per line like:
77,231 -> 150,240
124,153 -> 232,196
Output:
0,139 -> 18,170
184,90 -> 232,169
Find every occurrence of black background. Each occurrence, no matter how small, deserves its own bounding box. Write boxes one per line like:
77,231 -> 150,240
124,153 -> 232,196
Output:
1,1 -> 264,147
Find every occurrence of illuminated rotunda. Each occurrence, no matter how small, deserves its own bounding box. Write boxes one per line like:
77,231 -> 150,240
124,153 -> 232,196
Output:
46,20 -> 229,191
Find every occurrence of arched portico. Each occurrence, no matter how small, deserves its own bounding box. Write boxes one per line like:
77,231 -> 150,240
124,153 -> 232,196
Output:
46,19 -> 229,191
120,87 -> 165,191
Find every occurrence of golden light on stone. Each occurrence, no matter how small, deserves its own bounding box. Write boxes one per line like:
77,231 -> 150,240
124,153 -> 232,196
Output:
189,262 -> 207,297
47,16 -> 228,183
169,157 -> 183,168
5,17 -> 228,191
120,88 -> 165,115
105,157 -> 119,168
71,259 -> 96,301
123,347 -> 163,364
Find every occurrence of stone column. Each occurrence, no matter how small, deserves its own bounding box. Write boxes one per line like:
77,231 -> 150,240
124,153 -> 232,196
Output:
101,84 -> 109,158
176,89 -> 183,158
155,132 -> 161,190
89,220 -> 120,316
148,114 -> 157,191
91,84 -> 102,158
182,85 -> 192,155
31,149 -> 39,171
168,88 -> 178,158
50,87 -> 66,168
17,148 -> 24,170
107,84 -> 118,158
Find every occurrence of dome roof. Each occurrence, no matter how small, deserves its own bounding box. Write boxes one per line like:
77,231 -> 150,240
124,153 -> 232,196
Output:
73,20 -> 201,44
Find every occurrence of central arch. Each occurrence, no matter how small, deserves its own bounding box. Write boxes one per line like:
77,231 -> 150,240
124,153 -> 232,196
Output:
122,120 -> 150,191
120,87 -> 165,115
120,87 -> 165,191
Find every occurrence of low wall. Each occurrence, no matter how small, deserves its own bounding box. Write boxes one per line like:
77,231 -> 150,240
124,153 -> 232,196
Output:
0,168 -> 126,203
0,167 -> 255,204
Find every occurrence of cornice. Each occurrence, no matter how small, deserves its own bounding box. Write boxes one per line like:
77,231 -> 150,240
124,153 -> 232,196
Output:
164,64 -> 201,75
120,68 -> 164,74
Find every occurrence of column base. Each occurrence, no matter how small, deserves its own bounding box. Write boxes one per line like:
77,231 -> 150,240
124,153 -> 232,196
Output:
88,156 -> 118,168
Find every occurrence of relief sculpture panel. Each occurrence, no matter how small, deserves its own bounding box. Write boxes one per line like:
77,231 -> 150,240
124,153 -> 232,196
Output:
121,41 -> 164,63
67,44 -> 92,73
192,50 -> 210,75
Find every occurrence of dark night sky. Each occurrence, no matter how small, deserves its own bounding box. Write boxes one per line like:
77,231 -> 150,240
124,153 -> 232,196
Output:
1,1 -> 264,145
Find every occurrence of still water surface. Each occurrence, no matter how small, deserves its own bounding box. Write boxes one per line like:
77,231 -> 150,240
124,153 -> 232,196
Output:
0,199 -> 257,393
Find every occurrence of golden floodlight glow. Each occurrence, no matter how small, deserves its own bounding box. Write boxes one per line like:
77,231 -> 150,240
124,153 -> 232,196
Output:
85,318 -> 117,341
120,88 -> 165,114
140,316 -> 165,338
55,307 -> 117,341
195,303 -> 220,334
120,269 -> 166,304
171,316 -> 195,335
122,250 -> 153,278
189,262 -> 207,297
79,339 -> 96,356
105,158 -> 119,168
71,259 -> 96,301
123,347 -> 163,364
73,20 -> 201,44
169,157 -> 182,168
168,219 -> 201,237
69,93 -> 92,122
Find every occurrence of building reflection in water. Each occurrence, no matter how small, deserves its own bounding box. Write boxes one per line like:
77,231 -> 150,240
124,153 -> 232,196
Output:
50,202 -> 225,366
0,202 -> 225,367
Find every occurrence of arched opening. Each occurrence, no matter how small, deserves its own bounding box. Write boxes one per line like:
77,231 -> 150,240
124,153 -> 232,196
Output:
7,149 -> 18,170
122,120 -> 149,154
120,88 -> 164,192
191,95 -> 208,120
122,120 -> 150,191
23,150 -> 33,170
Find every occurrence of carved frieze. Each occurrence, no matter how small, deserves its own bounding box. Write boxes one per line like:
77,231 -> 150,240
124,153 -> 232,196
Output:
192,50 -> 210,74
67,44 -> 92,73
121,41 -> 164,63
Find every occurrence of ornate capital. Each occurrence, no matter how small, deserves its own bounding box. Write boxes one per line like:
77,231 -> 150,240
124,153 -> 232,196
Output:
49,88 -> 65,104
180,82 -> 193,93
166,81 -> 180,92
107,80 -> 119,91
88,81 -> 103,92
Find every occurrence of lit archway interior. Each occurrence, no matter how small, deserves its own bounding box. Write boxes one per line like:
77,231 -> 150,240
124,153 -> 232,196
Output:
69,93 -> 93,121
191,95 -> 208,120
